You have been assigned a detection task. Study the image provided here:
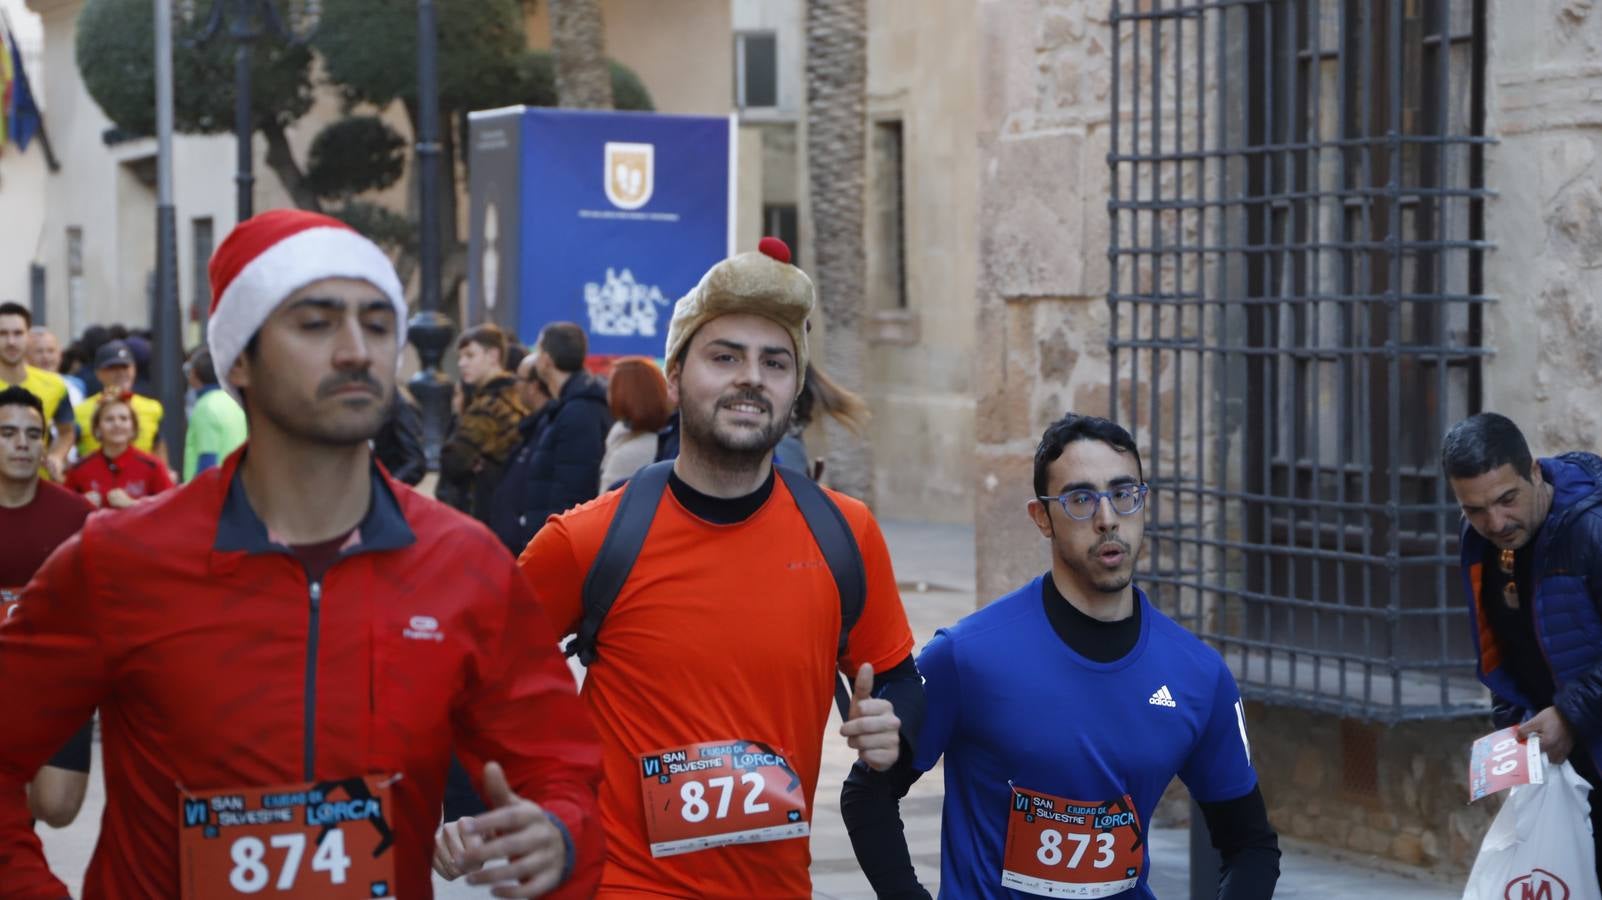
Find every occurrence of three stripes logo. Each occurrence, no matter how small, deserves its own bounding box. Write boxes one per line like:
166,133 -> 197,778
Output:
1148,685 -> 1177,708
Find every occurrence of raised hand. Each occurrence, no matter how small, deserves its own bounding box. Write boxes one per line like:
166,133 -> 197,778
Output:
838,663 -> 902,771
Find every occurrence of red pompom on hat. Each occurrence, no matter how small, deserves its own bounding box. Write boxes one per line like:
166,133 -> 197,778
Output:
206,209 -> 407,400
757,235 -> 792,264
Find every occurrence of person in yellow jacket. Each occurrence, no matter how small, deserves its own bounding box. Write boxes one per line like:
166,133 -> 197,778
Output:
0,302 -> 74,480
72,340 -> 168,463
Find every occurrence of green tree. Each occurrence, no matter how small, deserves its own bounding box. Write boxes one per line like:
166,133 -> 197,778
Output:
76,0 -> 654,303
76,0 -> 319,207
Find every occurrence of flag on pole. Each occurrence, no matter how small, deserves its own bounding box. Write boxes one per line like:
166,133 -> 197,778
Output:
0,27 -> 13,152
6,25 -> 39,151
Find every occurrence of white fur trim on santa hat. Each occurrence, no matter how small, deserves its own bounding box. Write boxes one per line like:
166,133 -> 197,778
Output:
207,225 -> 408,401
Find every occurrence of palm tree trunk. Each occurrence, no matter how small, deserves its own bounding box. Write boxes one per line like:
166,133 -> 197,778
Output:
805,0 -> 873,503
549,0 -> 614,109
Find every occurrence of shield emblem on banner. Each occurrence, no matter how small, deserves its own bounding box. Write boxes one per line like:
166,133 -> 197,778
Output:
604,142 -> 655,210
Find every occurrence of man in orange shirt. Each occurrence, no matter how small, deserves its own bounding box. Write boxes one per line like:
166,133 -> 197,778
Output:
436,238 -> 924,898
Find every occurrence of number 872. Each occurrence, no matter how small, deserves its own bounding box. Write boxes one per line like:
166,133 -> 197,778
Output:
679,773 -> 771,823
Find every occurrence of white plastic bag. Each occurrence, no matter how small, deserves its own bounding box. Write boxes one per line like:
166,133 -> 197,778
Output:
1463,759 -> 1602,900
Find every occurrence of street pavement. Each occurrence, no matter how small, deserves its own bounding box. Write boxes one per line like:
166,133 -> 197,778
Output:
34,519 -> 1463,898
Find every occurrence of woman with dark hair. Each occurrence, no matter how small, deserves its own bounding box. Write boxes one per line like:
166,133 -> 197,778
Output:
777,362 -> 872,479
599,356 -> 673,491
64,394 -> 174,508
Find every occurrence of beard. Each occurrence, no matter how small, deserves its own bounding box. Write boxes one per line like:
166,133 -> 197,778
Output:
1057,536 -> 1137,594
680,387 -> 792,474
252,372 -> 395,447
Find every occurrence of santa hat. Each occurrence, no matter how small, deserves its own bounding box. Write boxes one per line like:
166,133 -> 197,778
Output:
663,236 -> 813,394
207,209 -> 407,400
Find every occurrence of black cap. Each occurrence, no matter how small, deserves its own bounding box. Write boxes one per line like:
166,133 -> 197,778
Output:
94,340 -> 135,369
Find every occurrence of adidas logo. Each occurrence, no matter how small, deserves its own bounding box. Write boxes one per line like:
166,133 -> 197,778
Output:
1148,685 -> 1177,708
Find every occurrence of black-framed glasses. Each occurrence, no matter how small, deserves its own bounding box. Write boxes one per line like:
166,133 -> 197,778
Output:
1036,483 -> 1149,520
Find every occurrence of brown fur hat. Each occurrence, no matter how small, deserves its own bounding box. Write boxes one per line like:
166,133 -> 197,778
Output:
663,237 -> 813,392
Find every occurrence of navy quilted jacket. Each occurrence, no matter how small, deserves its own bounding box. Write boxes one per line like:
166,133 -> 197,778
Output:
1460,452 -> 1602,762
486,371 -> 611,555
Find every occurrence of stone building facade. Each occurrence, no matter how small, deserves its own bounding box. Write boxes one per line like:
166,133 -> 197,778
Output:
973,0 -> 1602,881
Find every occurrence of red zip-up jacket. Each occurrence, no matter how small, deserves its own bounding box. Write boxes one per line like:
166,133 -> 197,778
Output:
0,449 -> 603,898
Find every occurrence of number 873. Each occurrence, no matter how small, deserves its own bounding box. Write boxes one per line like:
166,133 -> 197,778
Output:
1036,830 -> 1118,870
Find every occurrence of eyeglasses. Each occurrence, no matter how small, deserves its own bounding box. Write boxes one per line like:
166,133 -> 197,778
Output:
1036,483 -> 1149,521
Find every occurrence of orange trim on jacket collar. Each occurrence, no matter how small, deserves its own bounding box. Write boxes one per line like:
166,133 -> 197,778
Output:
1469,561 -> 1503,676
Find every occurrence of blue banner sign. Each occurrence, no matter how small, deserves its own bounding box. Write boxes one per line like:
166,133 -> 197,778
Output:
467,107 -> 734,358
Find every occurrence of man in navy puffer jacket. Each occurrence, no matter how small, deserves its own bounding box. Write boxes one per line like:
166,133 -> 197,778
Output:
1445,412 -> 1602,888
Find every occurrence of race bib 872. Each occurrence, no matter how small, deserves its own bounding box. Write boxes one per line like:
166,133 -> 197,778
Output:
178,775 -> 397,898
638,739 -> 810,858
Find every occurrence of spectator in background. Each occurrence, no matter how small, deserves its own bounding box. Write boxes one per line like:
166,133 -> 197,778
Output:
599,356 -> 672,492
515,348 -> 553,417
25,327 -> 84,409
487,322 -> 610,555
65,393 -> 174,508
125,334 -> 154,397
439,323 -> 527,520
373,386 -> 427,487
0,386 -> 96,897
0,303 -> 75,480
777,362 -> 872,481
182,347 -> 247,481
56,344 -> 88,399
73,340 -> 168,463
73,325 -> 111,397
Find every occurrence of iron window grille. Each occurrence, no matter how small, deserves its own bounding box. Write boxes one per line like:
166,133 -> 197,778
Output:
1108,0 -> 1494,721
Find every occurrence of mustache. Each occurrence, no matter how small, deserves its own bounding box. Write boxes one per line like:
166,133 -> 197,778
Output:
316,372 -> 383,398
718,390 -> 771,414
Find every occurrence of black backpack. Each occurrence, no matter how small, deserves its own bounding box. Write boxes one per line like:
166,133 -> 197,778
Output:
569,460 -> 867,715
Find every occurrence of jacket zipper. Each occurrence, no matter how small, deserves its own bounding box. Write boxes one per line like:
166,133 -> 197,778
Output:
305,579 -> 323,781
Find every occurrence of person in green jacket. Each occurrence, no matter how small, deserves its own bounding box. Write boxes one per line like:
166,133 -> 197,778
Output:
182,347 -> 247,480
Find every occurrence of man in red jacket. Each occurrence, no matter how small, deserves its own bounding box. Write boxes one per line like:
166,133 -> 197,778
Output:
0,210 -> 602,899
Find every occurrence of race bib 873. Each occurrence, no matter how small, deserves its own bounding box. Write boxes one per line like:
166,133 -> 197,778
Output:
638,739 -> 810,858
1001,785 -> 1144,898
178,775 -> 397,898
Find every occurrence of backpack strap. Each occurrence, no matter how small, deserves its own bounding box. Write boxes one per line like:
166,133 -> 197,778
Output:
570,460 -> 675,666
573,461 -> 871,721
775,466 -> 868,718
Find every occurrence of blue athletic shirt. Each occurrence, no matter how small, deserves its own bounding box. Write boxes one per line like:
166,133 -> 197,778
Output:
912,576 -> 1258,898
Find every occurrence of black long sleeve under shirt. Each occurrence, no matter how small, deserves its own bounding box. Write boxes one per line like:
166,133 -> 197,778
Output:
840,574 -> 1280,899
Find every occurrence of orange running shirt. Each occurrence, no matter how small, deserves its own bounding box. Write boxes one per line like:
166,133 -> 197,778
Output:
519,476 -> 915,899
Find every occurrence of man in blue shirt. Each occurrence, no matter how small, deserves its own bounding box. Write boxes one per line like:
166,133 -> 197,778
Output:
842,413 -> 1279,898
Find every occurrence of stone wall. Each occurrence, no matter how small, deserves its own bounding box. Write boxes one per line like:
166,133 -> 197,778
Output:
1250,705 -> 1498,877
1480,0 -> 1602,451
848,0 -> 981,524
974,0 -> 1121,597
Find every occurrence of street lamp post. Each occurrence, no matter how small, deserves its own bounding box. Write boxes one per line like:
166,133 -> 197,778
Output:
183,0 -> 318,222
153,0 -> 185,474
407,0 -> 455,471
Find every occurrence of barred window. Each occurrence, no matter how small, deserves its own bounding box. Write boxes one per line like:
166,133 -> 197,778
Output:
1108,0 -> 1492,721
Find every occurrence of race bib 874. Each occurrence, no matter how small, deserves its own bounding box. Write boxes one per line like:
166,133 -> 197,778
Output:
178,775 -> 397,898
638,739 -> 810,858
1001,785 -> 1145,898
